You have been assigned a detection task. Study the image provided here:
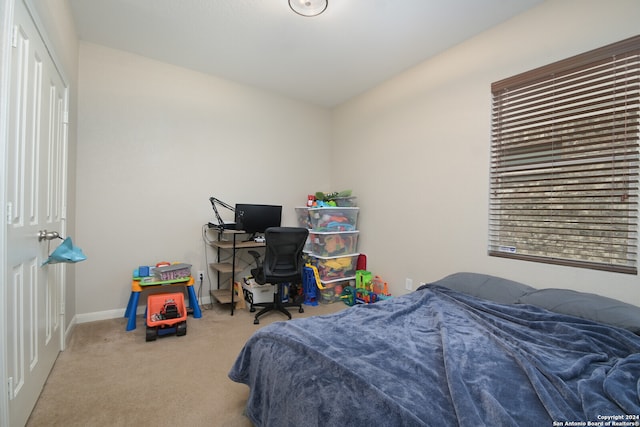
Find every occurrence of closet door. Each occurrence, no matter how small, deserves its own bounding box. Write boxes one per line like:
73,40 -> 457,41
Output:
5,2 -> 67,425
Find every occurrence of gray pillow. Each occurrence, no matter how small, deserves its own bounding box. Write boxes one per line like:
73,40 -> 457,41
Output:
430,272 -> 536,304
517,288 -> 640,334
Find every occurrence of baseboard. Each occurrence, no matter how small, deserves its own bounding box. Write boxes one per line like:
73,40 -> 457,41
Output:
74,293 -> 213,324
63,315 -> 77,350
76,308 -> 125,324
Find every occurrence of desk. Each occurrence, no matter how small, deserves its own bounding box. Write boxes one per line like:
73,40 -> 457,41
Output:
124,276 -> 202,331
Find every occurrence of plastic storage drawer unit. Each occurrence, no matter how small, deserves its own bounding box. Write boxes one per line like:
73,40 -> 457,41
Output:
318,278 -> 354,304
310,253 -> 359,282
295,207 -> 312,229
309,231 -> 359,257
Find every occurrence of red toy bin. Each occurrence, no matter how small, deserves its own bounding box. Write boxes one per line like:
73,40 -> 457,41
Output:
146,292 -> 187,328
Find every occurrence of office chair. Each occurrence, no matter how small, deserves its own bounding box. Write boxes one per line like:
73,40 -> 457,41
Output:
249,227 -> 309,324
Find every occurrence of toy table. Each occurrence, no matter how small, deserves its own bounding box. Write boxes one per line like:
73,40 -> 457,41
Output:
124,276 -> 202,331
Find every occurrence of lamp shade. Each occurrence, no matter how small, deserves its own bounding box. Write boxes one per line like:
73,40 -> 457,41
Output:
289,0 -> 327,17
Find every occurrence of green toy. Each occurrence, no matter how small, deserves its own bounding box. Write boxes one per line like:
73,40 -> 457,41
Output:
339,286 -> 356,306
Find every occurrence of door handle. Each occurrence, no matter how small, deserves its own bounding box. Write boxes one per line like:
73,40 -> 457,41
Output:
38,230 -> 60,241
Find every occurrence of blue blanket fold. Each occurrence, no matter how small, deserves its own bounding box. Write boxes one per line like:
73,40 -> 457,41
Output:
229,285 -> 640,426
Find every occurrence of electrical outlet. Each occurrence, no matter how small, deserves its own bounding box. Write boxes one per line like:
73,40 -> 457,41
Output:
405,278 -> 413,291
197,270 -> 204,281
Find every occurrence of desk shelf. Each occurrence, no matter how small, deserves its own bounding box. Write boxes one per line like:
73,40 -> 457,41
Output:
210,239 -> 265,250
206,228 -> 265,315
210,289 -> 233,304
209,262 -> 242,274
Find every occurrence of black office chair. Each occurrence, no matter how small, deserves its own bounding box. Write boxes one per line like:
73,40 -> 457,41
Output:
249,227 -> 309,324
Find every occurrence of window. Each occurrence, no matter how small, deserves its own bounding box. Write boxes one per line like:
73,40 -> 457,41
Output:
489,36 -> 640,274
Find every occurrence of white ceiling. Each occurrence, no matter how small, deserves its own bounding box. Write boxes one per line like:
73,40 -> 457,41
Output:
68,0 -> 544,107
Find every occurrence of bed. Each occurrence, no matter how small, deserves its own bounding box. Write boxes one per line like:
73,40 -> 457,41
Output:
228,272 -> 640,426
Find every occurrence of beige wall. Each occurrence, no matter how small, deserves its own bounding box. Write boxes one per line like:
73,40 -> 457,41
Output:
74,0 -> 640,319
332,0 -> 640,303
75,43 -> 332,318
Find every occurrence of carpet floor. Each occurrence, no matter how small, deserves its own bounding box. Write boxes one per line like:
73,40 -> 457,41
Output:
25,299 -> 346,427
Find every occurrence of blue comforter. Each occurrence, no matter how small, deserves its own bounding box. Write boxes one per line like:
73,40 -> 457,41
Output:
229,285 -> 640,426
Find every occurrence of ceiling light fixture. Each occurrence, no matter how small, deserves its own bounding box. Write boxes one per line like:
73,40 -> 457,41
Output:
289,0 -> 327,17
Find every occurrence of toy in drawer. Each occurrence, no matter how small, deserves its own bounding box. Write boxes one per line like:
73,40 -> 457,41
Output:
309,231 -> 359,257
308,207 -> 359,232
310,253 -> 359,282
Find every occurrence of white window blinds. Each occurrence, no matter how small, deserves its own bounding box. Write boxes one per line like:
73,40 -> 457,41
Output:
489,35 -> 640,274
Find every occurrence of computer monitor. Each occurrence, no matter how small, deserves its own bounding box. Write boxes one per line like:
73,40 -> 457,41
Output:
234,204 -> 282,235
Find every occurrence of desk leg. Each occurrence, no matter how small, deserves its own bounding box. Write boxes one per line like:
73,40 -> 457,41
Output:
126,291 -> 141,331
187,285 -> 202,318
